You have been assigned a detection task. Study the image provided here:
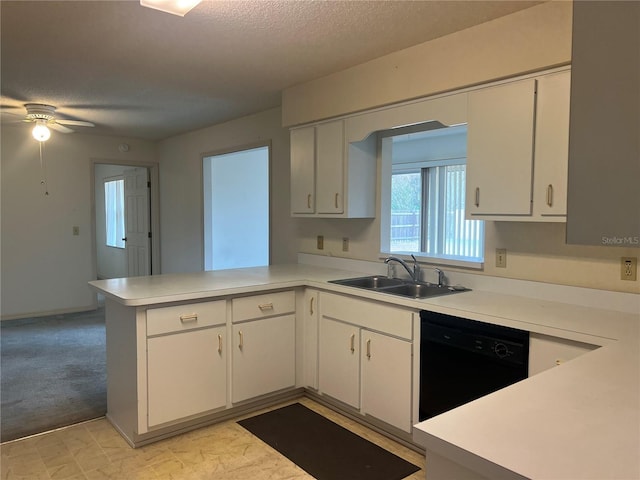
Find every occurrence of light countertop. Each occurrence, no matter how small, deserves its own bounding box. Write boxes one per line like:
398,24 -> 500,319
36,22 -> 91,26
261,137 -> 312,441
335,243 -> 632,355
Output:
89,264 -> 640,480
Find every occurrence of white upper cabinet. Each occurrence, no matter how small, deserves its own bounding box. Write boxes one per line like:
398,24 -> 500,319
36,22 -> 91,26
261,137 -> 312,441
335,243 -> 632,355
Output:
290,119 -> 376,218
533,70 -> 571,218
290,126 -> 316,214
466,78 -> 537,217
466,68 -> 571,221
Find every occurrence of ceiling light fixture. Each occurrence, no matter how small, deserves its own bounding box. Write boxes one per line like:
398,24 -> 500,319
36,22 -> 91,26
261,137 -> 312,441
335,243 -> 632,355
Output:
140,0 -> 201,16
32,120 -> 51,142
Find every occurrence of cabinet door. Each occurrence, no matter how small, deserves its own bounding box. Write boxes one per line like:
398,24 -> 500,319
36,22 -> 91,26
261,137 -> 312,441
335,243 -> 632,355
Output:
533,71 -> 571,217
303,289 -> 320,390
361,330 -> 413,432
319,317 -> 360,408
290,126 -> 315,214
316,120 -> 345,214
232,314 -> 296,403
466,78 -> 536,216
147,326 -> 226,427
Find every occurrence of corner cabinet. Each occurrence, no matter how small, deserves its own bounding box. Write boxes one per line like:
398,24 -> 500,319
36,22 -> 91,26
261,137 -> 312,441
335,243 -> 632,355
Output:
317,292 -> 415,433
290,119 -> 377,218
466,69 -> 571,221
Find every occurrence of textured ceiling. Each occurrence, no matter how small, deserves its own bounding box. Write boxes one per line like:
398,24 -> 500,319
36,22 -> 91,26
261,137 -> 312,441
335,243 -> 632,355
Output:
1,0 -> 541,141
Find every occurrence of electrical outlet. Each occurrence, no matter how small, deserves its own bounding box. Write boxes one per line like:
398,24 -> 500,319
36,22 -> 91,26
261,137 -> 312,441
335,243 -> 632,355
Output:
496,248 -> 507,268
621,257 -> 637,281
72,226 -> 80,236
342,237 -> 349,252
317,235 -> 324,250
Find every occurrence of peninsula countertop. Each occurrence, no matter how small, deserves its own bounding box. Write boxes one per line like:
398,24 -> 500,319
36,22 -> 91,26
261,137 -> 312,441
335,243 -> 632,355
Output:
89,264 -> 640,480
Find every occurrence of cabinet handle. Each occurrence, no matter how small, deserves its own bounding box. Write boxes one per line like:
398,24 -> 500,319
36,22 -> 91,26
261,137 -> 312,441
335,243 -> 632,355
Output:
334,192 -> 339,209
179,313 -> 198,323
366,339 -> 371,359
218,334 -> 223,354
307,193 -> 312,209
238,330 -> 243,350
310,297 -> 314,315
258,303 -> 274,311
350,333 -> 355,353
546,184 -> 554,207
474,187 -> 480,207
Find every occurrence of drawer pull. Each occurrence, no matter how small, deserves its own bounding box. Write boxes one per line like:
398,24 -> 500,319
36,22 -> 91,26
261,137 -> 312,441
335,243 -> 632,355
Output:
307,193 -> 312,209
179,313 -> 198,323
218,334 -> 223,354
366,339 -> 371,359
238,330 -> 244,350
258,303 -> 274,311
334,192 -> 339,209
350,333 -> 355,353
310,297 -> 314,315
475,187 -> 480,207
546,184 -> 554,207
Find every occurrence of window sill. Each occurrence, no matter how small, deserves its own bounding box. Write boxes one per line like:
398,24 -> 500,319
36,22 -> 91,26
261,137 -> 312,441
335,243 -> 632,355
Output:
378,252 -> 484,270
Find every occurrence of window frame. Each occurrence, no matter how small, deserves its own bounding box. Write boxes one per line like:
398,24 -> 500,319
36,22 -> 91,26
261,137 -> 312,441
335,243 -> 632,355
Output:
380,125 -> 484,269
104,176 -> 125,249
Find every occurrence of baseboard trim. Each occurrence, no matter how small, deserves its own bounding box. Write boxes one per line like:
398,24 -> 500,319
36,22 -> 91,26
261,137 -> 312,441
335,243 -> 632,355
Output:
1,304 -> 100,322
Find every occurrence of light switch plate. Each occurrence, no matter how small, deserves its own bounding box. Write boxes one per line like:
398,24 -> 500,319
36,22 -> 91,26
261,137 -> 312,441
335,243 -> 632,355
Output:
317,235 -> 324,250
496,248 -> 507,268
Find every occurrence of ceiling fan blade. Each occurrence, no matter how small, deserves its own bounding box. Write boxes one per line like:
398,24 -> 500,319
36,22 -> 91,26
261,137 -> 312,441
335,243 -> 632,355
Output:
57,119 -> 95,128
49,122 -> 74,133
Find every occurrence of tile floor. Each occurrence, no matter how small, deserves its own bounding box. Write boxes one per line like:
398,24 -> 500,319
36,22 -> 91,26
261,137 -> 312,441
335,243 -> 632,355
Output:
1,397 -> 425,479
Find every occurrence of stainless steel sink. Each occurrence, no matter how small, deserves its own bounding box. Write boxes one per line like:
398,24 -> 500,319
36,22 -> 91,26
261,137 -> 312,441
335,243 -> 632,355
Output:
329,275 -> 469,299
330,275 -> 405,289
380,283 -> 455,298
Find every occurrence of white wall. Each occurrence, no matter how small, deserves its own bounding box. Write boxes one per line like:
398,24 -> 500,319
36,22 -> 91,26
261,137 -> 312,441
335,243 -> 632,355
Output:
158,107 -> 296,273
0,125 -> 157,319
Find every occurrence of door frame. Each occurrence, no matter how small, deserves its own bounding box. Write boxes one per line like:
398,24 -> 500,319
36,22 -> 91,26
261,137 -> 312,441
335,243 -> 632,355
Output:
90,159 -> 160,281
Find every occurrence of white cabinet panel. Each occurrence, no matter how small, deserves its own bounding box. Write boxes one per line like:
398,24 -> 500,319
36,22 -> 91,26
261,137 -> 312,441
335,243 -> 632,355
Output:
319,317 -> 360,408
533,70 -> 571,217
467,78 -> 536,216
290,126 -> 315,214
361,330 -> 413,432
232,290 -> 295,323
232,314 -> 296,403
316,120 -> 345,214
147,326 -> 226,427
529,333 -> 598,376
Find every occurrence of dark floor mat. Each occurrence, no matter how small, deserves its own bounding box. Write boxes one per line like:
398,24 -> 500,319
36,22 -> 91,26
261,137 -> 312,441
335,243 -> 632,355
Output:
238,403 -> 420,480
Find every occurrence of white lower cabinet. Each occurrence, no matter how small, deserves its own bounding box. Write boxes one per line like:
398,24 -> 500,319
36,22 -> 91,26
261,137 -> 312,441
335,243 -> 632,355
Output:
319,317 -> 360,408
361,330 -> 413,433
318,293 -> 415,433
529,332 -> 599,376
231,314 -> 296,403
147,326 -> 226,427
231,291 -> 297,403
146,300 -> 227,428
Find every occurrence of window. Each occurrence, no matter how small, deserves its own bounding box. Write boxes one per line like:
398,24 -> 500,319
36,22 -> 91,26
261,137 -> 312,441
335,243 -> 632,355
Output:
382,124 -> 484,265
104,178 -> 125,248
203,145 -> 269,271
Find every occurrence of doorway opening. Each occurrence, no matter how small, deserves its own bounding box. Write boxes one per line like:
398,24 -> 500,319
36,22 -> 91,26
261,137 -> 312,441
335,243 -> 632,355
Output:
203,145 -> 270,270
93,163 -> 157,279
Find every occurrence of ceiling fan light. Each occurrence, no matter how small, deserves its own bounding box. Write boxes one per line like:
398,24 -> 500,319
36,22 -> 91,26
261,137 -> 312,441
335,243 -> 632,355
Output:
32,122 -> 51,142
140,0 -> 201,16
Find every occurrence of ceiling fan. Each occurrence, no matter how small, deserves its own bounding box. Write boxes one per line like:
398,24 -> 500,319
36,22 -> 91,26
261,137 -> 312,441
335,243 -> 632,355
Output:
22,103 -> 95,140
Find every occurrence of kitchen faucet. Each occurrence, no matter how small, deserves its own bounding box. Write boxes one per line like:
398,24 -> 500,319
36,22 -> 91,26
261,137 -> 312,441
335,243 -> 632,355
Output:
385,255 -> 420,282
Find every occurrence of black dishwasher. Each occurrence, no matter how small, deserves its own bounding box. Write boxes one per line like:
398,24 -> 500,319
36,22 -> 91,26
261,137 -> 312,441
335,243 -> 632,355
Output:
419,310 -> 529,421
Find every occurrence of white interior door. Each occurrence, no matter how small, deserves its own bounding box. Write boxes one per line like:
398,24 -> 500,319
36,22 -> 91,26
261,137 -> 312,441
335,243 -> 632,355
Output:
124,167 -> 151,276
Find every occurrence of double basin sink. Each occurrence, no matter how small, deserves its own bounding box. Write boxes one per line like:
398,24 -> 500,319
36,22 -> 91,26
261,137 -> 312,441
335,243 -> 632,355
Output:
329,275 -> 469,299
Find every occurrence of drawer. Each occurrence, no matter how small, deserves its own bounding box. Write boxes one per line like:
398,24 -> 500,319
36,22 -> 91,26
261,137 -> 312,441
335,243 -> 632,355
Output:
147,300 -> 226,336
232,290 -> 295,323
